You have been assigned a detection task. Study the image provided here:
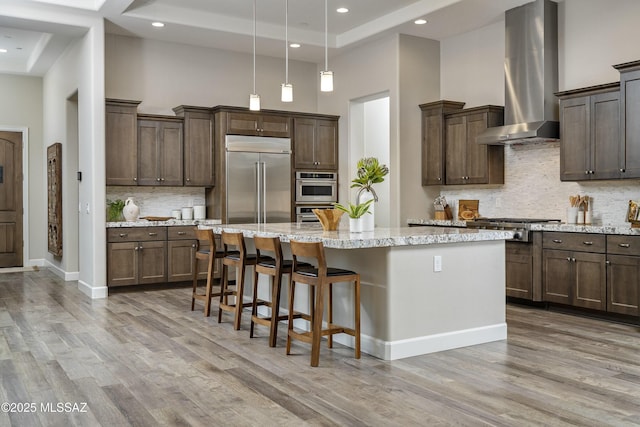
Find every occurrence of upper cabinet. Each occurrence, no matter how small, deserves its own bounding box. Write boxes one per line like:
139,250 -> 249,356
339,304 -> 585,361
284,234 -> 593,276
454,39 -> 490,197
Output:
106,99 -> 141,186
293,117 -> 338,171
444,105 -> 504,185
226,111 -> 291,137
137,115 -> 184,186
614,60 -> 640,178
557,83 -> 621,181
419,100 -> 465,185
173,106 -> 215,187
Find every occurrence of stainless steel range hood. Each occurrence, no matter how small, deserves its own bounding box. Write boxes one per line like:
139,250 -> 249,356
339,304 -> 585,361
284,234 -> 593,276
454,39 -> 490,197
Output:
477,0 -> 559,145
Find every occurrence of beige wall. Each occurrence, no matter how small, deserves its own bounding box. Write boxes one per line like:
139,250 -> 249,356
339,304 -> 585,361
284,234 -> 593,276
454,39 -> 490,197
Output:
435,0 -> 640,225
0,74 -> 44,265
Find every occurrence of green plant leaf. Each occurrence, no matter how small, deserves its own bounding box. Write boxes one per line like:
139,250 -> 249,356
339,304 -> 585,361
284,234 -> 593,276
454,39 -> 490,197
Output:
332,199 -> 373,218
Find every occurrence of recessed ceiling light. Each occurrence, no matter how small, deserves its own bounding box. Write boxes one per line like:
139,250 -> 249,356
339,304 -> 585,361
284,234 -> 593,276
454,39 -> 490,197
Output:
414,19 -> 427,25
0,48 -> 7,53
290,43 -> 301,48
151,22 -> 165,28
336,7 -> 349,13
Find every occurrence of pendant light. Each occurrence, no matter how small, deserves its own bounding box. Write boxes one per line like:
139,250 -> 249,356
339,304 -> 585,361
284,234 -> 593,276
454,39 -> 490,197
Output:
281,0 -> 293,102
249,0 -> 261,111
320,0 -> 334,92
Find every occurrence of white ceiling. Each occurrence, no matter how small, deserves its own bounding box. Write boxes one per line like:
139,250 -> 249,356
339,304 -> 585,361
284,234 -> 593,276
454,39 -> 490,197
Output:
0,0 -> 533,76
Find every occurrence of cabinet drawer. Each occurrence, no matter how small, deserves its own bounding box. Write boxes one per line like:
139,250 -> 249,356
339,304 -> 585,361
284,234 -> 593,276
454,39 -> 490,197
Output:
543,232 -> 605,252
167,226 -> 198,240
107,227 -> 167,242
607,235 -> 640,256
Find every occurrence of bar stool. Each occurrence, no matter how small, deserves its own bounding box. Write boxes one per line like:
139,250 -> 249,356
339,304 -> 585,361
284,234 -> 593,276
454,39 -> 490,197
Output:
218,231 -> 259,330
286,240 -> 361,367
250,236 -> 304,347
191,228 -> 226,317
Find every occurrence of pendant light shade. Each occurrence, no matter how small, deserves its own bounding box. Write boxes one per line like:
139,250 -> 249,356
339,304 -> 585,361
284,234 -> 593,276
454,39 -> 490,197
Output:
320,0 -> 334,92
281,0 -> 293,102
249,0 -> 261,111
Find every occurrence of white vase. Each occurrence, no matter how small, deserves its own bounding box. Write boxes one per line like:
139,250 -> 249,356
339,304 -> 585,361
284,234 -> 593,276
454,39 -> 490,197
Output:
358,190 -> 375,232
122,197 -> 140,222
349,217 -> 363,233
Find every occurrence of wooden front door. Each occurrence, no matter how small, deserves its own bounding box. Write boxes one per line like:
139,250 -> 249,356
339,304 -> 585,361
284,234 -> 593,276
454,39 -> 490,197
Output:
0,131 -> 23,267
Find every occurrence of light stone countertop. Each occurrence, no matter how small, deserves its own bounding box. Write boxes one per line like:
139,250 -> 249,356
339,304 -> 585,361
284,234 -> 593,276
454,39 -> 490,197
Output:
407,218 -> 640,236
198,222 -> 513,249
106,219 -> 222,228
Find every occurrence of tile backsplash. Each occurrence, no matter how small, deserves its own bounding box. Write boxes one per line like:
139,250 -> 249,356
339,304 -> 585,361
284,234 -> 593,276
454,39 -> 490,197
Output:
440,142 -> 640,226
106,187 -> 207,218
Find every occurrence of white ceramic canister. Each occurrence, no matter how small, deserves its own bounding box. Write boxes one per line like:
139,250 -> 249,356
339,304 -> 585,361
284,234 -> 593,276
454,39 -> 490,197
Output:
181,207 -> 193,220
193,205 -> 206,220
171,209 -> 182,220
122,197 -> 140,221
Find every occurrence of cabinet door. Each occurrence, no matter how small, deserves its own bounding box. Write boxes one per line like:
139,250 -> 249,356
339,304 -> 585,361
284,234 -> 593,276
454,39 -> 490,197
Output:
573,252 -> 606,310
137,120 -> 160,185
260,115 -> 291,137
560,96 -> 590,181
314,119 -> 338,170
543,249 -> 573,304
294,118 -> 317,169
591,91 -> 622,180
159,121 -> 183,186
107,242 -> 138,286
106,101 -> 138,185
465,113 -> 489,184
183,111 -> 214,187
445,116 -> 466,185
621,68 -> 640,178
167,240 -> 208,282
506,242 -> 533,299
607,254 -> 640,316
227,112 -> 260,136
138,240 -> 167,284
422,109 -> 445,185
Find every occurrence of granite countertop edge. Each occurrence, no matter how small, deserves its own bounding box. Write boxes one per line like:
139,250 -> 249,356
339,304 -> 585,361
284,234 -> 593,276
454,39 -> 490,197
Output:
406,218 -> 640,236
107,219 -> 222,228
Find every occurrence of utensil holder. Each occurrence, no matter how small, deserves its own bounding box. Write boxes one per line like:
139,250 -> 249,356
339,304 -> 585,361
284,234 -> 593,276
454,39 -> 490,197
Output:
435,211 -> 447,220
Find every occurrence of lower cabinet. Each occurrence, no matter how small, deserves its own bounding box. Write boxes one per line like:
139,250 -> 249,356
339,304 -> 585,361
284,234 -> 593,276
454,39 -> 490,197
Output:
107,226 -> 217,287
606,235 -> 640,316
506,242 -> 534,299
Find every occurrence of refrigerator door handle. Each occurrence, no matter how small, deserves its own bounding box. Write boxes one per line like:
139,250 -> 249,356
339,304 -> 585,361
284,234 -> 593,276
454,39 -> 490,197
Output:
262,161 -> 267,223
255,161 -> 261,223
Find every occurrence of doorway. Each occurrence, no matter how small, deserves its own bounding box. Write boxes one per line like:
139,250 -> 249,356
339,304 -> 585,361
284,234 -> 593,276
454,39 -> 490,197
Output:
0,131 -> 24,267
349,93 -> 390,227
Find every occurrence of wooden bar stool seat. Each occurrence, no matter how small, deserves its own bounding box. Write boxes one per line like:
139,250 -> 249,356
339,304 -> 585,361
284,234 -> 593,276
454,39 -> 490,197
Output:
250,236 -> 308,347
218,231 -> 261,330
191,228 -> 229,316
286,240 -> 361,367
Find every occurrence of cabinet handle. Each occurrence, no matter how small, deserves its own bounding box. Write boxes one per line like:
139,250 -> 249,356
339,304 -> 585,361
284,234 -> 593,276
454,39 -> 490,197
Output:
552,239 -> 562,244
119,233 -> 128,238
161,178 -> 165,182
178,231 -> 186,235
157,178 -> 161,182
138,244 -> 143,250
134,246 -> 139,251
585,170 -> 589,175
148,232 -> 157,236
437,177 -> 441,181
566,257 -> 571,261
572,258 -> 576,262
582,241 -> 593,246
186,178 -> 190,182
192,243 -> 197,248
620,168 -> 626,173
133,177 -> 137,181
606,260 -> 611,265
618,243 -> 631,248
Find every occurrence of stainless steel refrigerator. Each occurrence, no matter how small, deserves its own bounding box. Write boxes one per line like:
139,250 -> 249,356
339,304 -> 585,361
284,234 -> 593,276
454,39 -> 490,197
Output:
225,135 -> 291,224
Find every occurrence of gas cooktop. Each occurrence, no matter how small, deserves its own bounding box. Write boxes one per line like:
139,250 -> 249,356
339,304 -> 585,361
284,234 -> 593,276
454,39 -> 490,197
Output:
466,218 -> 561,242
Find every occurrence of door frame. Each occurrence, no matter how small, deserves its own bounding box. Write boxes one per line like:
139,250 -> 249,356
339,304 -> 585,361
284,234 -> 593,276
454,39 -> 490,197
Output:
0,125 -> 31,268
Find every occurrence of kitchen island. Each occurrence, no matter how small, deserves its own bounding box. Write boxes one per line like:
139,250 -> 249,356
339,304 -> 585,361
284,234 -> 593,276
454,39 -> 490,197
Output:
201,223 -> 513,360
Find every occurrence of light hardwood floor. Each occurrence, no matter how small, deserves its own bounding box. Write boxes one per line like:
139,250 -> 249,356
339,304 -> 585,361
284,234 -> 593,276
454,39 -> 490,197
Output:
0,269 -> 639,426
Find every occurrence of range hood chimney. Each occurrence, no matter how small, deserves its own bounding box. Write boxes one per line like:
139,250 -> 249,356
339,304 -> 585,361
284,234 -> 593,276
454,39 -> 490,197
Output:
477,0 -> 559,145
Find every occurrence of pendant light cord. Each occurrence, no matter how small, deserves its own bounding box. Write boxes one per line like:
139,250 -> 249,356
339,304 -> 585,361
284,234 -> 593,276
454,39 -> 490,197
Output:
324,0 -> 328,71
253,0 -> 256,94
285,0 -> 289,84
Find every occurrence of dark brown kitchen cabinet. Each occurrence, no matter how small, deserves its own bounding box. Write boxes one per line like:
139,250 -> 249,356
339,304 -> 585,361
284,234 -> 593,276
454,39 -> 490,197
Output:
293,117 -> 338,170
542,232 -> 606,310
506,242 -> 533,299
606,235 -> 640,316
173,106 -> 214,187
614,60 -> 640,179
419,100 -> 465,185
107,227 -> 168,287
226,111 -> 291,137
557,83 -> 621,181
137,115 -> 184,186
444,105 -> 504,185
106,99 -> 141,186
167,226 -> 212,282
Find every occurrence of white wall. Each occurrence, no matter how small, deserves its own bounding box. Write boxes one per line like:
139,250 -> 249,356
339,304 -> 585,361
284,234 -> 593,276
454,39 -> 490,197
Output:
0,74 -> 44,265
105,34 -> 318,115
435,0 -> 640,225
364,97 -> 390,227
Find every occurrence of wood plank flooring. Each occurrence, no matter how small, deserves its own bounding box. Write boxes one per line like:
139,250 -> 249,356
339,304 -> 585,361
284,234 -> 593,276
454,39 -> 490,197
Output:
0,269 -> 639,426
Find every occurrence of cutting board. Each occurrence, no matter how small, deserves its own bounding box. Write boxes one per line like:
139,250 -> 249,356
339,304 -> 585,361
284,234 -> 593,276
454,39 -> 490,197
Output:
458,200 -> 479,221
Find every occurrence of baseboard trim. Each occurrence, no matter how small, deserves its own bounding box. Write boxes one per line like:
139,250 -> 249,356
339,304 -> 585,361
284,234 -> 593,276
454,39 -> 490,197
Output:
78,280 -> 108,299
44,260 -> 79,281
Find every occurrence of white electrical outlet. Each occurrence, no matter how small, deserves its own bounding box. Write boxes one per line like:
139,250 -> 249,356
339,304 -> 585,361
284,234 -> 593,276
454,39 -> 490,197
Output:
495,197 -> 502,208
433,255 -> 442,272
